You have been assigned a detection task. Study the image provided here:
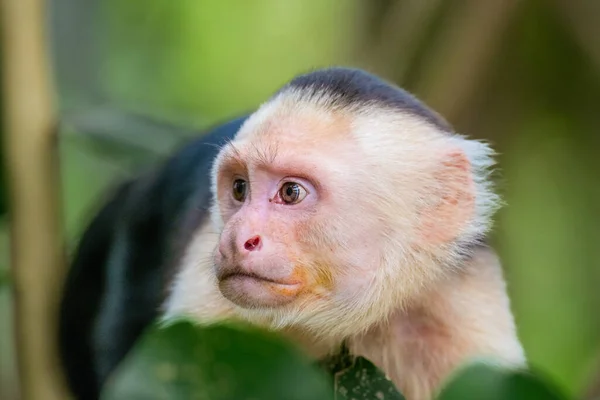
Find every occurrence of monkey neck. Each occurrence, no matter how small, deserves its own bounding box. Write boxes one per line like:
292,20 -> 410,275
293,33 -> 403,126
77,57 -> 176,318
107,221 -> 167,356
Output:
347,246 -> 526,400
278,326 -> 343,359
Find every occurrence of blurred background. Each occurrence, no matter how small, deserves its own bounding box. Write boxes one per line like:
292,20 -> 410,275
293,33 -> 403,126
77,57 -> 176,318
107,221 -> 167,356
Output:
2,0 -> 600,398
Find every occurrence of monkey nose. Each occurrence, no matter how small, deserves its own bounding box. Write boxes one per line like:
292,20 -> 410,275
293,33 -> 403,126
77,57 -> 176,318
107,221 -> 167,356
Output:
243,235 -> 262,252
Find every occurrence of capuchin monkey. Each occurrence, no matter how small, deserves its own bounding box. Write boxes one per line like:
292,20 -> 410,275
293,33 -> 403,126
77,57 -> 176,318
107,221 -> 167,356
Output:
59,67 -> 526,400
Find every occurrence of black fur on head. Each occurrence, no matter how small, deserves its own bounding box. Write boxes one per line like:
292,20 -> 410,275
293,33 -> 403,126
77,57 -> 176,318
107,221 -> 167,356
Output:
281,67 -> 452,132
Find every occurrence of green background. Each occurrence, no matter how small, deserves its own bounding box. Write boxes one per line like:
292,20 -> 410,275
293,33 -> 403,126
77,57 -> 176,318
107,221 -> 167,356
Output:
2,0 -> 600,398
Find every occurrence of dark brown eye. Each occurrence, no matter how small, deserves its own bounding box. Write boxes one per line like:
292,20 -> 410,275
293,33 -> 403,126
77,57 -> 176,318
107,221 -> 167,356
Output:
279,182 -> 307,204
232,179 -> 247,202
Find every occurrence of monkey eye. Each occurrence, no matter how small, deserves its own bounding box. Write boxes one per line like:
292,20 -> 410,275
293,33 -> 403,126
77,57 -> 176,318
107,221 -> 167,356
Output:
278,182 -> 307,204
232,179 -> 248,202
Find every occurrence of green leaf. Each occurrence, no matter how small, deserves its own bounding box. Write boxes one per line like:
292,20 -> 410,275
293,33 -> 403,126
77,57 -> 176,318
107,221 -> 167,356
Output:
101,319 -> 333,400
319,346 -> 404,400
332,356 -> 405,400
437,362 -> 570,400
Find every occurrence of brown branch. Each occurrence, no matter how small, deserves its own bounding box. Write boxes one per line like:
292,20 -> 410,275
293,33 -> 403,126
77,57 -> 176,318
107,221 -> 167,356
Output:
369,0 -> 445,82
553,0 -> 600,76
1,0 -> 69,399
413,0 -> 520,124
583,351 -> 600,400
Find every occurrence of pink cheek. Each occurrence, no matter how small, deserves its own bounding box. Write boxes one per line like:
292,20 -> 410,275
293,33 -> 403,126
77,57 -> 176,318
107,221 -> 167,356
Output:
274,218 -> 302,249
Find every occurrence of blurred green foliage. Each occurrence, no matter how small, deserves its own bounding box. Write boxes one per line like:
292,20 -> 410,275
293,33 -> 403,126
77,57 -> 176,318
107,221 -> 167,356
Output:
101,321 -> 333,400
100,0 -> 357,126
437,362 -> 568,400
0,41 -> 5,217
102,321 -> 570,400
0,270 -> 9,289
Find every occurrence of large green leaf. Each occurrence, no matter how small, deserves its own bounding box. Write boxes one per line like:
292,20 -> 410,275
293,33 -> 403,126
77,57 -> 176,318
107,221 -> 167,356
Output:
99,319 -> 571,400
101,320 -> 333,400
437,362 -> 570,400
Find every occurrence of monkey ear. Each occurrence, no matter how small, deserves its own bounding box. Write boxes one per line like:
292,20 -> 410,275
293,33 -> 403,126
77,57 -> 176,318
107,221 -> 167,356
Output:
417,149 -> 476,246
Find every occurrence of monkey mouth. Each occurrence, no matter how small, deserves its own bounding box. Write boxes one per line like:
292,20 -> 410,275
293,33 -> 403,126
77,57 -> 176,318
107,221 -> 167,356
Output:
219,271 -> 282,284
217,271 -> 302,308
218,269 -> 301,286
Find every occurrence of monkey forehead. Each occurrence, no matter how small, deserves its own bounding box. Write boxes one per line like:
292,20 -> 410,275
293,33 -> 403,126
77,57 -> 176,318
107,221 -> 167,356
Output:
233,99 -> 446,164
237,94 -> 352,140
228,102 -> 358,166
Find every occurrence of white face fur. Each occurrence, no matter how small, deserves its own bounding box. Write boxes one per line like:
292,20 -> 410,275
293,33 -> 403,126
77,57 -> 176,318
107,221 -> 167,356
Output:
163,90 -> 500,345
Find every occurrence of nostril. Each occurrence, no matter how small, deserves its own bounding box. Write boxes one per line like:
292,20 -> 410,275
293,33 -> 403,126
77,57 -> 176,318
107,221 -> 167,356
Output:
244,235 -> 261,251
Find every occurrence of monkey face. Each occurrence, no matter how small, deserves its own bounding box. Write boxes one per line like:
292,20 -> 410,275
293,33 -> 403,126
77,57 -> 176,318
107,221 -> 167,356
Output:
209,100 -> 488,339
212,134 -> 343,309
210,109 -> 392,337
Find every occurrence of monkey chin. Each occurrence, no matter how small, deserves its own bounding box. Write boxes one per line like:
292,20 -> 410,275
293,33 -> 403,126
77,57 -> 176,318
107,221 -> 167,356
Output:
218,273 -> 303,309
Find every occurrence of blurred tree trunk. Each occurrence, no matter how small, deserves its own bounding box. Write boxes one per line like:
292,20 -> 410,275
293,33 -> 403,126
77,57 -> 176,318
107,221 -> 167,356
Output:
1,0 -> 69,399
410,0 -> 519,124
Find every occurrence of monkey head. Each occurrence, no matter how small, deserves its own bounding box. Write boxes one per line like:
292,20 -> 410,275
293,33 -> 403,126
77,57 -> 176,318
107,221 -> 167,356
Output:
209,68 -> 500,341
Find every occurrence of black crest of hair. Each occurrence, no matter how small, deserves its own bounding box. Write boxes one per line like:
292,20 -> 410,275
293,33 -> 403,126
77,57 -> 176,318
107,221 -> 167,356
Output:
284,67 -> 453,132
58,115 -> 248,399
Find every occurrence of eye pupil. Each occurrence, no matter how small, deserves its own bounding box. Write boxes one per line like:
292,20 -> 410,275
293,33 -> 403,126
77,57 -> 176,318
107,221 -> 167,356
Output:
232,179 -> 247,202
280,182 -> 306,204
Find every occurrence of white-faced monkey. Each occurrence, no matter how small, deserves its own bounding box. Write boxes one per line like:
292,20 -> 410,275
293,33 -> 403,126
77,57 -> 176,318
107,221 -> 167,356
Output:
59,67 -> 526,400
